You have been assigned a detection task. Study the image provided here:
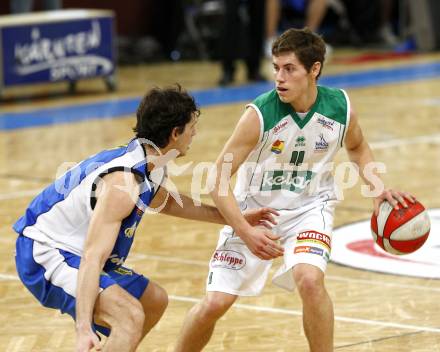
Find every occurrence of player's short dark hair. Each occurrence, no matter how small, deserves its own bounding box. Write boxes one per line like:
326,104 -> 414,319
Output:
134,84 -> 200,148
272,28 -> 326,79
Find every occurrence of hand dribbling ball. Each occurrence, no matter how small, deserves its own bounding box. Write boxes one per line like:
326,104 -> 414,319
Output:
371,200 -> 430,255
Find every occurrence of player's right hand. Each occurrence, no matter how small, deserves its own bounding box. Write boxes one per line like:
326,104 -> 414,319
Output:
239,227 -> 284,260
76,328 -> 101,352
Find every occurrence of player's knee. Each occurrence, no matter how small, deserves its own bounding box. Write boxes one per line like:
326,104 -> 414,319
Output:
293,265 -> 325,298
199,294 -> 236,320
152,284 -> 168,315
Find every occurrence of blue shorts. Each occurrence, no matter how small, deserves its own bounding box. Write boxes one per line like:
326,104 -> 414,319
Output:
15,235 -> 149,337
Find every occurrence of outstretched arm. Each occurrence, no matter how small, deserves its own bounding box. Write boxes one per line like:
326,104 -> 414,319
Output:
150,186 -> 278,228
344,108 -> 415,215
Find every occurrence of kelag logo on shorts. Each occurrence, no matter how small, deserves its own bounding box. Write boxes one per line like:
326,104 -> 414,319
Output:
211,250 -> 246,270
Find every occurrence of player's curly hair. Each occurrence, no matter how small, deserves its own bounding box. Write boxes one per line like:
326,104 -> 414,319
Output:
134,84 -> 200,148
272,27 -> 326,79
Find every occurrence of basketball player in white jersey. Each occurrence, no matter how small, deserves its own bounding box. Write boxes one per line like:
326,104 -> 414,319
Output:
175,29 -> 414,351
13,85 -> 279,352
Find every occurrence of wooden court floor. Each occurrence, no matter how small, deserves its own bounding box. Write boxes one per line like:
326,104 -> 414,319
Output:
1,52 -> 440,351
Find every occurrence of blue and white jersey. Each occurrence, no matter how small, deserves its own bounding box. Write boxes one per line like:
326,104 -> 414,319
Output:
13,138 -> 156,270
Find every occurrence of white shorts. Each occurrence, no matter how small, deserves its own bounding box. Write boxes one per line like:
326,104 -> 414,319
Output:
206,200 -> 337,296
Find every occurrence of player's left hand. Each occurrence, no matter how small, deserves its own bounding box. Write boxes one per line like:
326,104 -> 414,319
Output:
76,328 -> 101,352
373,189 -> 416,216
242,207 -> 279,229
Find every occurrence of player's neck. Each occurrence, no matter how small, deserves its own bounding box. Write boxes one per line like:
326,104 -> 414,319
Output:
290,85 -> 318,113
144,144 -> 179,172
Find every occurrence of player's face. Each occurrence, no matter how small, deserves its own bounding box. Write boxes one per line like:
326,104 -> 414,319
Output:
272,52 -> 319,104
175,114 -> 198,157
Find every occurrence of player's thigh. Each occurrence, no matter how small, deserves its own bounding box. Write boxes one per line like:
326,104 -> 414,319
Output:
271,203 -> 335,291
284,202 -> 336,270
207,229 -> 273,296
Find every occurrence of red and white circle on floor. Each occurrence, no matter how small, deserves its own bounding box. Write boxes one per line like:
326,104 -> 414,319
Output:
331,209 -> 440,278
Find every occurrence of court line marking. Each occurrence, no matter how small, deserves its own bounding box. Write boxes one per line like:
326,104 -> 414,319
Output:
136,254 -> 440,292
0,273 -> 20,281
325,275 -> 440,291
6,336 -> 27,352
2,237 -> 440,293
4,244 -> 439,292
370,133 -> 440,149
0,173 -> 53,182
0,189 -> 41,200
2,269 -> 440,333
2,269 -> 439,333
334,330 -> 425,350
168,294 -> 440,334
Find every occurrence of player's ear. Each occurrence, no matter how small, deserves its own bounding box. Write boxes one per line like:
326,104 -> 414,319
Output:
170,127 -> 180,141
311,61 -> 321,79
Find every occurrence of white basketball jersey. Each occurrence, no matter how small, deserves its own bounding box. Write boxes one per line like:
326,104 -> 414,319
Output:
234,86 -> 350,210
14,139 -> 155,258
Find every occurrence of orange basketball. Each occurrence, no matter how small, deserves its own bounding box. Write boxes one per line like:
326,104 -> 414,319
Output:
371,200 -> 431,255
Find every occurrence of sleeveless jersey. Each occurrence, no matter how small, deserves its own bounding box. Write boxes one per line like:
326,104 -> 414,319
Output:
234,86 -> 350,211
13,138 -> 156,270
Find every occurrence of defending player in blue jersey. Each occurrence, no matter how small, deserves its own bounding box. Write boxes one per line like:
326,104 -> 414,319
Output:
13,85 -> 279,352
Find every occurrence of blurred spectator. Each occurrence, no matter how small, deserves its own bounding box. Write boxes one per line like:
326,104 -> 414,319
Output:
218,0 -> 266,86
151,0 -> 184,61
265,0 -> 281,58
265,0 -> 329,57
341,0 -> 397,46
10,0 -> 62,13
266,0 -> 400,49
378,0 -> 399,45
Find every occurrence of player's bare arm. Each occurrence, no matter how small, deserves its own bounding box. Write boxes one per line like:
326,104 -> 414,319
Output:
344,108 -> 414,215
75,171 -> 139,352
150,186 -> 278,228
209,107 -> 284,260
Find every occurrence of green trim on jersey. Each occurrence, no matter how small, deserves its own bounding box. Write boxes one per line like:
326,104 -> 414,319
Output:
252,86 -> 348,131
316,86 -> 348,125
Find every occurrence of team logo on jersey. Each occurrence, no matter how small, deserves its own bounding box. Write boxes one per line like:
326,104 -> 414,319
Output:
211,250 -> 246,270
317,116 -> 334,131
271,140 -> 284,154
314,133 -> 329,152
273,119 -> 289,134
295,136 -> 306,147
